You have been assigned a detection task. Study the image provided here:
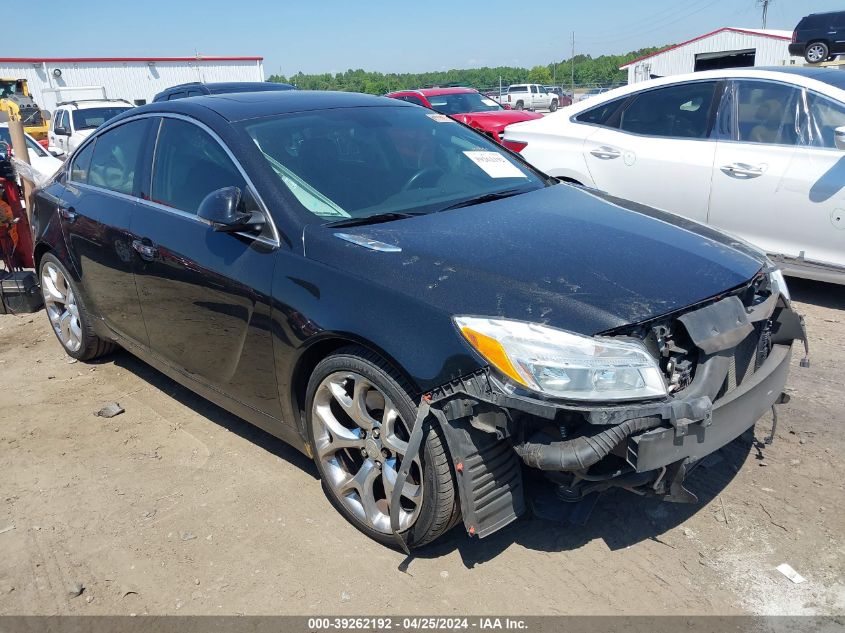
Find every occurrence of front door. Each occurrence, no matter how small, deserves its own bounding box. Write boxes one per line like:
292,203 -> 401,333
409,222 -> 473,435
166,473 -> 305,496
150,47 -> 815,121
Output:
708,80 -> 845,271
131,116 -> 281,417
58,118 -> 151,345
583,80 -> 720,223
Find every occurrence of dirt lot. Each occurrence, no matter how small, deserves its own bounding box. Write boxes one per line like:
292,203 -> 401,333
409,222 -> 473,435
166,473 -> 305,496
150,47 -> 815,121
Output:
0,278 -> 843,616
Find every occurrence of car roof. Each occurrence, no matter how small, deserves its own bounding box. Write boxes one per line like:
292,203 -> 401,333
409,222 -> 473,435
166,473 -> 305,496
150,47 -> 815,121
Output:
754,65 -> 845,90
132,90 -> 413,123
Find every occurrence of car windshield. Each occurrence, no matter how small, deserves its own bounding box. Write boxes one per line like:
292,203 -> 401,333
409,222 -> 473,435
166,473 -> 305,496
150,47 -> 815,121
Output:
243,105 -> 545,221
0,127 -> 47,156
426,92 -> 503,115
71,107 -> 131,131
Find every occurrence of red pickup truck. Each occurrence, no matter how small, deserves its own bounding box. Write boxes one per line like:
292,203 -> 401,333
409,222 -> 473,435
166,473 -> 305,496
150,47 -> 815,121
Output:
385,87 -> 543,144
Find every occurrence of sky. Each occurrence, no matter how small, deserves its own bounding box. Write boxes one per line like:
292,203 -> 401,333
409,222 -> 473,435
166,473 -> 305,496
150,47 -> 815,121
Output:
8,0 -> 844,76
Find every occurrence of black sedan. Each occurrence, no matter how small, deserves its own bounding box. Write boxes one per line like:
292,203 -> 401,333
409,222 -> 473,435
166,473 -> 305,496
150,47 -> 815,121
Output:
31,91 -> 806,549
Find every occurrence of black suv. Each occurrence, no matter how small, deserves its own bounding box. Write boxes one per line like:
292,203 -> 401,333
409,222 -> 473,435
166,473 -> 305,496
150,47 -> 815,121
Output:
789,11 -> 845,64
152,81 -> 294,102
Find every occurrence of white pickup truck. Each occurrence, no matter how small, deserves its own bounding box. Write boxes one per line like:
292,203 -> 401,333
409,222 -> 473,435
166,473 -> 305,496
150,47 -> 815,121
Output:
48,98 -> 134,155
494,84 -> 559,112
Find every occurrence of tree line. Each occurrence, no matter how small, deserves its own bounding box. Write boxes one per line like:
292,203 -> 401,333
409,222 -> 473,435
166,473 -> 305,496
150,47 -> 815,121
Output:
267,47 -> 664,94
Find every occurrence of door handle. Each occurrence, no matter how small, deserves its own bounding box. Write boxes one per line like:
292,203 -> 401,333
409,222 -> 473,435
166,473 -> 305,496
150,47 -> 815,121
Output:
58,206 -> 77,222
589,146 -> 622,160
131,239 -> 158,261
720,162 -> 765,178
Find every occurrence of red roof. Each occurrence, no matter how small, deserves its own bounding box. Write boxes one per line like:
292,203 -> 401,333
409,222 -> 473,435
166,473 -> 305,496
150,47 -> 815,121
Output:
387,87 -> 477,97
0,56 -> 263,63
619,27 -> 792,69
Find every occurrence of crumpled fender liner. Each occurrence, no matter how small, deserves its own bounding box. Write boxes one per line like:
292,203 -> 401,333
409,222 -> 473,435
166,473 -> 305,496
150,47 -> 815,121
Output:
437,415 -> 525,539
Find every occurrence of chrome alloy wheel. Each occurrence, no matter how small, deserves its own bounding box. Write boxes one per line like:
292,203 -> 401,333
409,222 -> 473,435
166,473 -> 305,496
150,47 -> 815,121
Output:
806,43 -> 826,63
41,262 -> 82,353
311,371 -> 423,534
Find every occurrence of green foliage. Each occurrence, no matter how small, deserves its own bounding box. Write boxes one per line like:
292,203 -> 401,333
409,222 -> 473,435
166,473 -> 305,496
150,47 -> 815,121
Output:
266,46 -> 665,94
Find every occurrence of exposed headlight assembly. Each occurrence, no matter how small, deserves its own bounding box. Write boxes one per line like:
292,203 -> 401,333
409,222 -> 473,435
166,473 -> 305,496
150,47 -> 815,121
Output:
454,317 -> 667,401
768,268 -> 791,303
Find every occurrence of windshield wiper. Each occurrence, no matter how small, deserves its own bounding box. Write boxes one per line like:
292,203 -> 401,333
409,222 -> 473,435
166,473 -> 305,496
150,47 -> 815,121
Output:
437,188 -> 527,212
324,212 -> 421,228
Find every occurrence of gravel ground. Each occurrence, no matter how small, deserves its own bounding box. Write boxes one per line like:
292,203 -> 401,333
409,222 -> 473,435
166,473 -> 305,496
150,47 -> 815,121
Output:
0,278 -> 842,616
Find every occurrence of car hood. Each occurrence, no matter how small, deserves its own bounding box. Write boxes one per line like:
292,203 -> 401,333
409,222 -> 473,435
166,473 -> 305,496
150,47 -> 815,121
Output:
303,185 -> 766,335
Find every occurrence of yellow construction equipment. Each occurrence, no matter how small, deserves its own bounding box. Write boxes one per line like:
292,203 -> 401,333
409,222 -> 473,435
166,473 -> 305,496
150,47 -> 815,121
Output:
0,78 -> 49,140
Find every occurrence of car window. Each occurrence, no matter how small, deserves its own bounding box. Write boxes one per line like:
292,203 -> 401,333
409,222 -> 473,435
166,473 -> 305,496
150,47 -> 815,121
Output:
186,89 -> 203,98
243,106 -> 544,220
0,129 -> 48,157
69,140 -> 96,183
398,95 -> 426,107
87,119 -> 147,195
618,82 -> 718,139
807,91 -> 845,149
508,86 -> 527,93
428,92 -> 502,115
575,96 -> 628,127
55,110 -> 66,130
734,80 -> 801,146
71,107 -> 132,132
151,118 -> 246,214
167,92 -> 186,100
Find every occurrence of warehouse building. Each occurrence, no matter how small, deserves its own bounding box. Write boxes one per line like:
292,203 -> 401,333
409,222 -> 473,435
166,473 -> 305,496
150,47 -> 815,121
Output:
0,55 -> 265,111
621,27 -> 801,84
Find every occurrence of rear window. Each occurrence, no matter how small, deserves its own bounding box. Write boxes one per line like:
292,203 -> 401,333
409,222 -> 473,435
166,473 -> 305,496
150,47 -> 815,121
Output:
508,86 -> 528,93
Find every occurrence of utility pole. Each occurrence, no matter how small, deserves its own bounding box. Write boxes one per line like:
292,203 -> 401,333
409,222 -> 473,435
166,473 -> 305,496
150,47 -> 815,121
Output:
757,0 -> 772,29
570,31 -> 575,98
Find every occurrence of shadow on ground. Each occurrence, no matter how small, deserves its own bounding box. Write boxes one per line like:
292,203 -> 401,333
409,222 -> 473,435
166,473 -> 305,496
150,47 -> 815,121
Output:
788,277 -> 845,310
110,350 -> 318,479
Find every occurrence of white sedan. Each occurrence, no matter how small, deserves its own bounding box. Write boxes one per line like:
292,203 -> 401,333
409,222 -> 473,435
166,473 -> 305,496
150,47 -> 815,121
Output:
0,123 -> 64,179
503,67 -> 845,284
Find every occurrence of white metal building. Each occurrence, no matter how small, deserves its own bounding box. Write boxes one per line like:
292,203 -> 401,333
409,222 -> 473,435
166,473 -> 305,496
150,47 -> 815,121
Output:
0,56 -> 265,111
621,28 -> 801,84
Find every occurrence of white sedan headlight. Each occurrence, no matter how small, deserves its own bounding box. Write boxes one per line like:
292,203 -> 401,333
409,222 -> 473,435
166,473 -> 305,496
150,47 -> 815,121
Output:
454,317 -> 667,401
769,268 -> 791,303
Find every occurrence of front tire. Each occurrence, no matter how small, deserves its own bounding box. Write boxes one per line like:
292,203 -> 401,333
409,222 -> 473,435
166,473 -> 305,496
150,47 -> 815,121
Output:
805,41 -> 829,64
39,253 -> 116,361
305,346 -> 460,548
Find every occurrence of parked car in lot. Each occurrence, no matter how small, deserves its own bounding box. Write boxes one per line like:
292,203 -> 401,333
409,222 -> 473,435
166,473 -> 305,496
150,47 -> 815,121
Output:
385,87 -> 542,143
152,81 -> 295,102
31,91 -> 804,548
48,99 -> 134,155
1,123 -> 63,177
542,86 -> 573,107
503,67 -> 845,284
494,84 -> 559,111
789,10 -> 845,64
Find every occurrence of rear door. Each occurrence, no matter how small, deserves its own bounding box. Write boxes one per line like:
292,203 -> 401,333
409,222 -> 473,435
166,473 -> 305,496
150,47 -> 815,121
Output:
58,118 -> 151,345
582,80 -> 721,223
709,79 -> 845,272
131,115 -> 281,417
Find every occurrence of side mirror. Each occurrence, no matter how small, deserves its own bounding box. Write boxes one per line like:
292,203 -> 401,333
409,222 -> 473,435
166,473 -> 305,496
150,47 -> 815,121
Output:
835,126 -> 845,151
41,110 -> 52,121
53,126 -> 69,136
197,186 -> 265,233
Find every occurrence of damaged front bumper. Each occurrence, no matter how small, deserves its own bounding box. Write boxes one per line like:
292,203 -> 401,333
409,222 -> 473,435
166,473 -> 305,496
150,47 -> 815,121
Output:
398,292 -> 807,545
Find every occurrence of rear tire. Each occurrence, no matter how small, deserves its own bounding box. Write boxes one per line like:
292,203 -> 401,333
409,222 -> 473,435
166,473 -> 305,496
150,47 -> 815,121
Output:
805,41 -> 829,64
305,346 -> 460,549
39,253 -> 116,361
515,100 -> 524,110
549,99 -> 558,112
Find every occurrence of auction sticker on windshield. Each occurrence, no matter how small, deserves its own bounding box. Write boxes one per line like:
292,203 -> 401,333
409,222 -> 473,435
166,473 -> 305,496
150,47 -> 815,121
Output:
463,151 -> 527,178
426,113 -> 454,123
